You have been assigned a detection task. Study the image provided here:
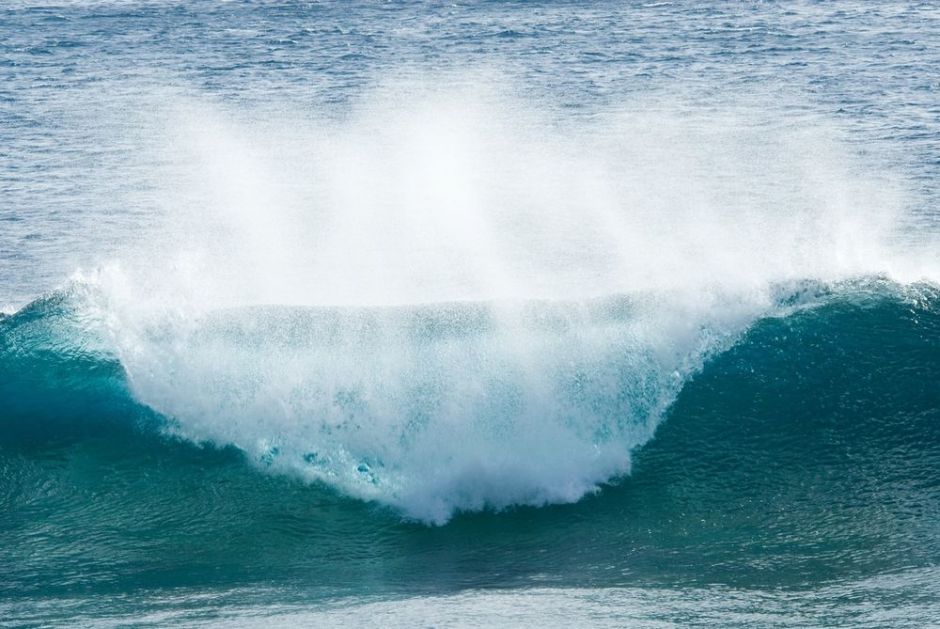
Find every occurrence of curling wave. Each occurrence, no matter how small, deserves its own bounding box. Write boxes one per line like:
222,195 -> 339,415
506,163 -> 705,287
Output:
1,277 -> 937,526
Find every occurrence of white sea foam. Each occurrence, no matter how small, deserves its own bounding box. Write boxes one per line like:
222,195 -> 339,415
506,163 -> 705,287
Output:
82,77 -> 935,521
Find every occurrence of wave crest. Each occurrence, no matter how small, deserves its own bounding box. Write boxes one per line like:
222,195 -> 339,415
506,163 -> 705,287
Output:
2,278 -> 935,522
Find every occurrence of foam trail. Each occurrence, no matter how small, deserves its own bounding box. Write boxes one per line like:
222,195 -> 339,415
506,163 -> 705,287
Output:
77,79 -> 936,522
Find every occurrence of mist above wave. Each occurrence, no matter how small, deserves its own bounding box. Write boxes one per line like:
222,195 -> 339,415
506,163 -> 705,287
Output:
59,76 -> 937,521
100,76 -> 923,309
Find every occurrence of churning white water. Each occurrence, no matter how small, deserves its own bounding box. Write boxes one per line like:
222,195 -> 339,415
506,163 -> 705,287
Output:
70,78 -> 933,522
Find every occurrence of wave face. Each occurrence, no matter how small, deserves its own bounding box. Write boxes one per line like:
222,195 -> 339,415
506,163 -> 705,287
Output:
1,279 -> 938,603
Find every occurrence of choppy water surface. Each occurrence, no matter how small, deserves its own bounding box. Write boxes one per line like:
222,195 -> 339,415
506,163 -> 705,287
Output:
2,1 -> 940,626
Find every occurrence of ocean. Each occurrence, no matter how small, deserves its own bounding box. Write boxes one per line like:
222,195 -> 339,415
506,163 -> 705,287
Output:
1,1 -> 939,626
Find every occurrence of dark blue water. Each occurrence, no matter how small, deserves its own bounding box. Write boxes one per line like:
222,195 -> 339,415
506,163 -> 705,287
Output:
2,2 -> 940,626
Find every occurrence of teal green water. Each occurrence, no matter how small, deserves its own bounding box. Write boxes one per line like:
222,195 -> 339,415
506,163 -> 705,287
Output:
2,280 -> 938,625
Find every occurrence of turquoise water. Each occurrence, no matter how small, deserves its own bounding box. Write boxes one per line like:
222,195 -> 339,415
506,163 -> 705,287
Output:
2,1 -> 940,626
2,280 -> 939,625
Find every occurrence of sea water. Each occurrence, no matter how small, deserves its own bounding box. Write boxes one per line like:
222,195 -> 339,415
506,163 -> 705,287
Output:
1,1 -> 939,626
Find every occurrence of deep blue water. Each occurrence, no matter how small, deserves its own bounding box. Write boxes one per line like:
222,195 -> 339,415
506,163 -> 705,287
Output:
2,2 -> 940,626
